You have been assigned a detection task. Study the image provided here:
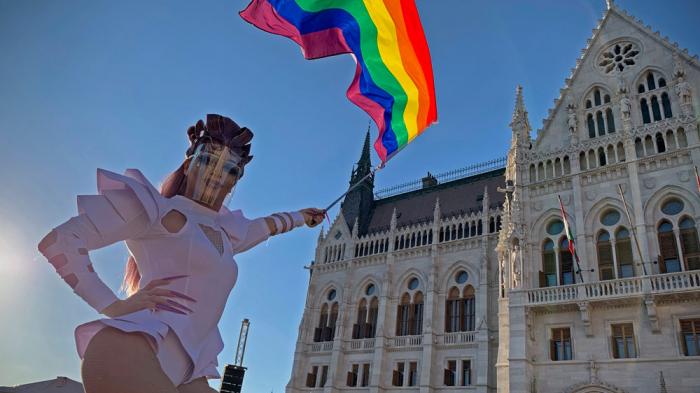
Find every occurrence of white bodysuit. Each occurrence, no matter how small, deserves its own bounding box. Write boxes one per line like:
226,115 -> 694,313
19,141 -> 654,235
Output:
38,168 -> 304,386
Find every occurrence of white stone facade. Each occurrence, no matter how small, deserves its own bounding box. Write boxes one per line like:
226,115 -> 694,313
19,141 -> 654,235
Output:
287,3 -> 700,393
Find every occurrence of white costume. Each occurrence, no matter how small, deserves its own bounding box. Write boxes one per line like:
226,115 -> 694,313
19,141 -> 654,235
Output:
38,168 -> 304,386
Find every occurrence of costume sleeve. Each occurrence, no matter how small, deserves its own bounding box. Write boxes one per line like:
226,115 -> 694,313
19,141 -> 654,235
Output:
37,169 -> 160,314
224,210 -> 305,255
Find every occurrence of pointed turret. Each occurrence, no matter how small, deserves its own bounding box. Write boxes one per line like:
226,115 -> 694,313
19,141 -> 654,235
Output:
433,197 -> 441,223
510,85 -> 531,148
340,126 -> 375,235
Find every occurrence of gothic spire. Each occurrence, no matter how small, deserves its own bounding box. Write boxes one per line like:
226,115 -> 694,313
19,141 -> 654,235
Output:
356,123 -> 372,177
340,124 -> 375,236
510,85 -> 531,147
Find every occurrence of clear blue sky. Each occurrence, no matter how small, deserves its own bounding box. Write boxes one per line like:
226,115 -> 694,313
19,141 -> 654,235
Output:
1,0 -> 698,391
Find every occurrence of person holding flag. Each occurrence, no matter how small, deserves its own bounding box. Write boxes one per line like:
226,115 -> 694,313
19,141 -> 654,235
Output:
38,114 -> 326,392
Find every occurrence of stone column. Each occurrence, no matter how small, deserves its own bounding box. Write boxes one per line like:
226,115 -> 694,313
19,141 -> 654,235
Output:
419,264 -> 438,393
505,291 -> 532,393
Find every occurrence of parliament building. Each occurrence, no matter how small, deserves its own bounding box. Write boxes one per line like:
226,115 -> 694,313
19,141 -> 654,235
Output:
286,2 -> 700,392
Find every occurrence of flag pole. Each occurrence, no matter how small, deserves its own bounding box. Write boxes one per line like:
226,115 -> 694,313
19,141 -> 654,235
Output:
557,195 -> 585,284
324,163 -> 384,212
324,139 -> 410,212
617,184 -> 648,275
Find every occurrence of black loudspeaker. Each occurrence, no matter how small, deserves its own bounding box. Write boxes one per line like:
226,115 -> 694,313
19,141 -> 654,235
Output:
220,365 -> 246,393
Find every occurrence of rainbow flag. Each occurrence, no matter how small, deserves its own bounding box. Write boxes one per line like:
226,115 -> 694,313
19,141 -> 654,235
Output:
240,0 -> 438,164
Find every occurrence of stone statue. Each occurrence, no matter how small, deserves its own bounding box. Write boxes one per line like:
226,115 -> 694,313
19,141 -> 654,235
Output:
512,245 -> 521,288
673,51 -> 686,78
620,94 -> 632,120
676,76 -> 692,105
616,73 -> 628,94
567,105 -> 577,134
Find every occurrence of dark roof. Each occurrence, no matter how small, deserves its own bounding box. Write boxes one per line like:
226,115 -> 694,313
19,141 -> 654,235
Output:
365,168 -> 505,234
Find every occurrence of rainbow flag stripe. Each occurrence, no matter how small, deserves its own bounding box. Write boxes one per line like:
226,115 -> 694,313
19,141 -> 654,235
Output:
240,0 -> 438,163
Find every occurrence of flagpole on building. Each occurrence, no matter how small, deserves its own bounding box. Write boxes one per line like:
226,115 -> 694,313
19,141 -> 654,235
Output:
617,184 -> 649,275
557,195 -> 585,284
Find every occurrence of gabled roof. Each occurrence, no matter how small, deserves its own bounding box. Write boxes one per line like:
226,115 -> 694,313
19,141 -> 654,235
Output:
533,1 -> 700,148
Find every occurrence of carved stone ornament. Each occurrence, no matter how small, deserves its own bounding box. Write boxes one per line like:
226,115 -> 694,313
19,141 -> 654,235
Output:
585,190 -> 597,201
643,177 -> 656,190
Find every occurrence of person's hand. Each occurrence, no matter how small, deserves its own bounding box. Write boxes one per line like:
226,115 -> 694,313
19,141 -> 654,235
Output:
101,275 -> 197,318
300,208 -> 326,228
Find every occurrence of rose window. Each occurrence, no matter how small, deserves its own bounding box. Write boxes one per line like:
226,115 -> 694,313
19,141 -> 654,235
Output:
597,42 -> 639,74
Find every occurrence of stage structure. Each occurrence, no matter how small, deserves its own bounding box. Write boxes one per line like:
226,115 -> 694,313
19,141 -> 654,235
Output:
219,319 -> 250,393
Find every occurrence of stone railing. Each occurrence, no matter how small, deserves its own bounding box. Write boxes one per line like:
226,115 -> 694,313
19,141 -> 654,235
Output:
650,270 -> 700,292
347,338 -> 376,351
309,341 -> 334,353
387,335 -> 423,348
521,270 -> 700,306
441,331 -> 476,345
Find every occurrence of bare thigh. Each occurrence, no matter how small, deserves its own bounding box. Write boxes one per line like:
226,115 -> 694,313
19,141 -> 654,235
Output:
81,326 -> 179,393
177,377 -> 218,393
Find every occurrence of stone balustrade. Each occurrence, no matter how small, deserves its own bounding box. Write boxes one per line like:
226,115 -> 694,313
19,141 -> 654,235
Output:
520,270 -> 700,306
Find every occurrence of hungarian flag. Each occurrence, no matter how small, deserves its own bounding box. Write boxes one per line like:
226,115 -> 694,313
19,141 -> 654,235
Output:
558,195 -> 583,283
695,166 -> 700,194
558,195 -> 576,257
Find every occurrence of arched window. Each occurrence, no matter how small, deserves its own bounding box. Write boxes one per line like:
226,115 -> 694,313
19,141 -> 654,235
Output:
606,108 -> 616,133
666,130 -> 676,150
563,156 -> 571,174
588,149 -> 597,169
644,135 -> 654,155
530,164 -> 536,182
638,84 -> 645,94
658,220 -> 681,273
651,96 -> 662,121
559,238 -> 575,285
661,92 -> 673,119
655,133 -> 666,153
597,231 -> 614,280
596,111 -> 606,136
585,87 -> 614,139
368,297 -> 379,337
598,147 -> 607,167
354,299 -> 368,339
315,300 -> 338,342
555,158 -> 562,177
445,287 -> 460,333
678,128 -> 688,147
659,78 -> 667,88
579,152 -> 587,171
397,293 -> 411,336
587,114 -> 596,138
679,217 -> 700,271
461,286 -> 476,331
617,142 -> 626,162
412,292 -> 424,335
635,138 -> 644,158
641,98 -> 651,124
329,302 -> 339,338
541,239 -> 556,287
647,73 -> 656,90
615,228 -> 635,278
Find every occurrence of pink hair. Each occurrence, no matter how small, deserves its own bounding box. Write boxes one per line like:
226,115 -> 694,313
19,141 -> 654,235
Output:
119,158 -> 190,297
